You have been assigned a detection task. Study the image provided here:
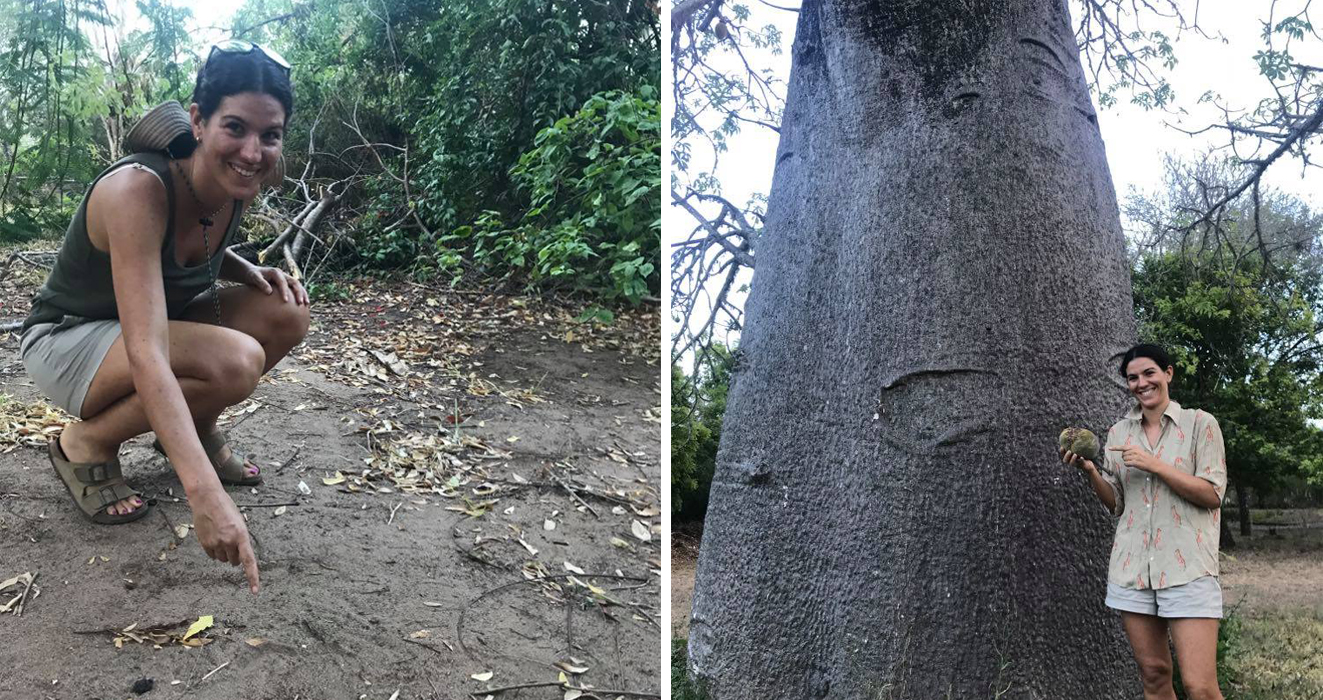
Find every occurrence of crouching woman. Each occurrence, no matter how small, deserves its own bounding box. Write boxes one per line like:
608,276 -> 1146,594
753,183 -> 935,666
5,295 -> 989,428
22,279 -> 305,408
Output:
19,42 -> 309,594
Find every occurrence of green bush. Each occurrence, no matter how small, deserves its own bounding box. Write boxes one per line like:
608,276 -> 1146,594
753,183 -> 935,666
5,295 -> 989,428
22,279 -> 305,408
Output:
438,87 -> 660,302
672,345 -> 733,522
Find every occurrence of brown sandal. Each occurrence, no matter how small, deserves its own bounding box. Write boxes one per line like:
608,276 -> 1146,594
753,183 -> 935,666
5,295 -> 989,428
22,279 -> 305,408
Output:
48,437 -> 150,525
152,431 -> 262,486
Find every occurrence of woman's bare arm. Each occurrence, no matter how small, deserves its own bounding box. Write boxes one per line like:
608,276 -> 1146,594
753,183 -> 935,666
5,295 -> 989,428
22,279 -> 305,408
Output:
93,170 -> 259,592
96,170 -> 218,492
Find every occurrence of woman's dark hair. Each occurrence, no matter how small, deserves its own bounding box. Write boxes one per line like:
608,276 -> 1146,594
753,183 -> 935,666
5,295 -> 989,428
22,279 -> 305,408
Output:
1119,343 -> 1173,377
166,48 -> 293,159
193,48 -> 294,124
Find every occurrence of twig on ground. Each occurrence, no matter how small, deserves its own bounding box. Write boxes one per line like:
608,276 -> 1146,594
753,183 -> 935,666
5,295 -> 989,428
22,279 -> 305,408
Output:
235,501 -> 298,508
388,500 -> 403,525
278,445 -> 302,471
198,661 -> 230,684
456,573 -> 647,661
470,682 -> 660,699
403,636 -> 450,657
550,471 -> 599,518
468,682 -> 561,697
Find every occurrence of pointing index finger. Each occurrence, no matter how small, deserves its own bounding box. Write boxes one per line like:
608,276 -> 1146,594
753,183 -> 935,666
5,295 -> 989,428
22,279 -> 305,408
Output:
1107,446 -> 1125,451
240,539 -> 260,594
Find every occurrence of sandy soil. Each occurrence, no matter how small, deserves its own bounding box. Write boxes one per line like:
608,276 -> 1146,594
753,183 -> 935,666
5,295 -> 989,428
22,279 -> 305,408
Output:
0,265 -> 661,700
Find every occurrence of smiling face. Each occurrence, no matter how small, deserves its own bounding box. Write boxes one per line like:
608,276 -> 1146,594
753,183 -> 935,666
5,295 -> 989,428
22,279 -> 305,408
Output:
190,91 -> 286,200
1124,356 -> 1173,410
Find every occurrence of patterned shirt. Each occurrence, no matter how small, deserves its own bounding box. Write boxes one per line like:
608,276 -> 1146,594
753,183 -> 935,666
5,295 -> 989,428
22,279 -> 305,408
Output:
1097,401 -> 1227,590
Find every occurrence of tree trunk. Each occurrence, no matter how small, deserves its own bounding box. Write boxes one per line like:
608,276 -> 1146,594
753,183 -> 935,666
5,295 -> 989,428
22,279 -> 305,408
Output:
1237,483 -> 1252,538
688,1 -> 1141,698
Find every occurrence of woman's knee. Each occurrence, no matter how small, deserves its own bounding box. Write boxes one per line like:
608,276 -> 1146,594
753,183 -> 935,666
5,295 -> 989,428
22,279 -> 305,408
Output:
1137,658 -> 1173,690
205,333 -> 265,395
263,294 -> 310,348
1182,681 -> 1223,700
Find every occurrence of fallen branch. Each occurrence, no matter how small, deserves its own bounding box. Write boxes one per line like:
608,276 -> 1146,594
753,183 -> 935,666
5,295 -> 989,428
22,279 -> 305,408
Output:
0,250 -> 56,284
291,189 -> 340,264
283,244 -> 303,280
259,199 -> 317,263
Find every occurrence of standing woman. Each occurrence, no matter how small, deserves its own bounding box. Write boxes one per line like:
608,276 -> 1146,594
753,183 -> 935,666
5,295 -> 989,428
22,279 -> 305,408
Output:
19,42 -> 310,594
1063,344 -> 1227,700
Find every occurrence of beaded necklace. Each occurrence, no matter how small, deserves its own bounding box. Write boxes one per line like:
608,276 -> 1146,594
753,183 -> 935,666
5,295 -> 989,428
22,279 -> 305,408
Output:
171,158 -> 226,326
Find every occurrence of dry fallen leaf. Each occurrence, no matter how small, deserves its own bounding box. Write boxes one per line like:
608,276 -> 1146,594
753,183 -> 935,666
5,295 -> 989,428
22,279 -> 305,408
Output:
273,505 -> 287,516
181,615 -> 213,642
173,524 -> 191,540
409,629 -> 431,639
322,472 -> 346,486
630,520 -> 651,542
471,671 -> 494,682
543,519 -> 556,531
245,637 -> 267,647
563,561 -> 585,575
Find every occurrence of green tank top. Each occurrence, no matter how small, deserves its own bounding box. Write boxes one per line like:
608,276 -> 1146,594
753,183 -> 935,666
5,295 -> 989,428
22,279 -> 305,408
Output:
23,152 -> 243,331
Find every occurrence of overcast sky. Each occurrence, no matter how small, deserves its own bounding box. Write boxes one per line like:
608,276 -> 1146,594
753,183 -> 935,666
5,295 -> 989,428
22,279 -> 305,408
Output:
108,0 -> 248,44
679,0 -> 1322,216
667,0 -> 1323,354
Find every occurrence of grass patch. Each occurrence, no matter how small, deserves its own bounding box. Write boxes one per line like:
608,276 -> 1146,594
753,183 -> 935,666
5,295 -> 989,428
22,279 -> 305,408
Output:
1222,609 -> 1323,699
672,638 -> 708,700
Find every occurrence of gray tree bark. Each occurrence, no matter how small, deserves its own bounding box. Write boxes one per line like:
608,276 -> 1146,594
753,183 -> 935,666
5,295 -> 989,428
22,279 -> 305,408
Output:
688,1 -> 1143,697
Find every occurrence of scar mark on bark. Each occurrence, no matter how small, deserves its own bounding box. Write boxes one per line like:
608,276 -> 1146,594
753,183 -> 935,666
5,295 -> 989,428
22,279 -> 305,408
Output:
1019,38 -> 1067,73
941,91 -> 981,118
777,150 -> 795,164
882,367 -> 991,391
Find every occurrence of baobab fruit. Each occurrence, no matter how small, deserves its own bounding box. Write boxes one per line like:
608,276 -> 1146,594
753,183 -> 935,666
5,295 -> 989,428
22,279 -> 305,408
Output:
714,18 -> 730,42
1058,427 -> 1100,461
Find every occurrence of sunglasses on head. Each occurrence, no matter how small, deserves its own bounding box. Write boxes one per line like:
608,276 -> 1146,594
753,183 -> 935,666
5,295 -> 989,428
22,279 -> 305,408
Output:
206,39 -> 291,75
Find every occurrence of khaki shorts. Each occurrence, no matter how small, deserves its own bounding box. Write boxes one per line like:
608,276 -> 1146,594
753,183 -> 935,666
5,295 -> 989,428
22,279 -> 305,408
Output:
1105,575 -> 1223,619
20,316 -> 122,418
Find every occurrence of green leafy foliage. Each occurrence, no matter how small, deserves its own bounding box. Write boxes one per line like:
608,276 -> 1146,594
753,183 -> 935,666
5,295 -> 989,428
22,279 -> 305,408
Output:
0,0 -> 658,308
1132,250 -> 1323,494
439,88 -> 660,302
672,344 -> 734,521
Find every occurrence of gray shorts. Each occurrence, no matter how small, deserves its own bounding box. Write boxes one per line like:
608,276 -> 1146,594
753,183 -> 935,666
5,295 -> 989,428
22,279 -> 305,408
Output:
20,316 -> 122,418
1105,575 -> 1223,619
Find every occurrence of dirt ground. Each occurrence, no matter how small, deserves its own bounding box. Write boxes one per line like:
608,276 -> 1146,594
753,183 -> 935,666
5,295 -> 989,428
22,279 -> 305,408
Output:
1219,522 -> 1323,617
0,262 -> 661,700
671,517 -> 1323,639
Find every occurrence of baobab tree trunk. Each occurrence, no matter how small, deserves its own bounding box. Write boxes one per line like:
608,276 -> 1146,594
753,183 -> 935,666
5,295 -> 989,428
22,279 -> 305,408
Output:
688,1 -> 1142,698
